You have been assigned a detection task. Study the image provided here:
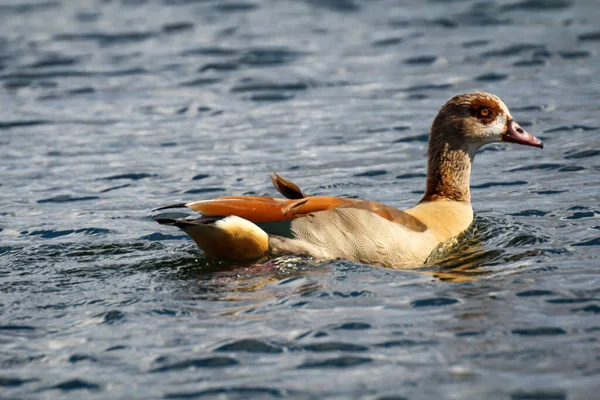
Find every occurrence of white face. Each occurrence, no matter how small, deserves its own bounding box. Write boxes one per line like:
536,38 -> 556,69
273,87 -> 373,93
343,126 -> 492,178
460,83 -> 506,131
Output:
479,112 -> 508,144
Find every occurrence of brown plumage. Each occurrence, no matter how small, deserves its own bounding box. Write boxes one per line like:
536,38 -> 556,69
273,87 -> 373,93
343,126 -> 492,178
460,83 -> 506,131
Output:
155,92 -> 543,267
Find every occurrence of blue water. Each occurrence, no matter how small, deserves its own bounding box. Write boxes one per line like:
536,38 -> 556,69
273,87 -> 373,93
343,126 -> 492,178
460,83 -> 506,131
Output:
1,0 -> 600,399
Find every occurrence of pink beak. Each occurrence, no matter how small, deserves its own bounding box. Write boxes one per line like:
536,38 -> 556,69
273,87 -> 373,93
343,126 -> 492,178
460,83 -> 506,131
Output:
502,119 -> 543,149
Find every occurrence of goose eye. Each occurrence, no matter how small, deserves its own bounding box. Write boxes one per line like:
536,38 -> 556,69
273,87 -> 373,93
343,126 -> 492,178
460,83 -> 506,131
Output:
478,107 -> 491,118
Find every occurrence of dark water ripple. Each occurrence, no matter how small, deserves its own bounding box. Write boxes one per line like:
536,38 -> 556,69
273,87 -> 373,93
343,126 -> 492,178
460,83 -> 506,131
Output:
164,386 -> 295,400
149,356 -> 239,373
1,0 -> 600,399
47,379 -> 101,392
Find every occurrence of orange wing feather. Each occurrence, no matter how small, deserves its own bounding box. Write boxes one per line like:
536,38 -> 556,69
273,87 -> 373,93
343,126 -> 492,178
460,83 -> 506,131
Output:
187,196 -> 407,223
183,175 -> 427,232
186,197 -> 293,223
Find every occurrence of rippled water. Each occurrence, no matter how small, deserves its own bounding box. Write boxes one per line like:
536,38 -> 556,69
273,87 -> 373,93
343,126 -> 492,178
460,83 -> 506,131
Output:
1,0 -> 600,399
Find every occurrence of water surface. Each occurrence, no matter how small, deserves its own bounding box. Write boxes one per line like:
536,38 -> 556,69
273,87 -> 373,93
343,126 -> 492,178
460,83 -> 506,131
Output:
1,0 -> 600,399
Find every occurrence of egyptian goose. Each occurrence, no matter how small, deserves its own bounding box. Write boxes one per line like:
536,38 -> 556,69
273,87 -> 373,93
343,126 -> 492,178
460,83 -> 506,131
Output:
155,92 -> 543,268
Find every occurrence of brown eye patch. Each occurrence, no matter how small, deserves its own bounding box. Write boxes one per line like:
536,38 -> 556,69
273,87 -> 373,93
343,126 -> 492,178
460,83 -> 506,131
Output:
470,96 -> 502,124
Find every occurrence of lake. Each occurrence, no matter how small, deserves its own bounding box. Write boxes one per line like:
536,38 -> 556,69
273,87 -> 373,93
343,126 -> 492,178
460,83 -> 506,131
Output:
1,0 -> 599,399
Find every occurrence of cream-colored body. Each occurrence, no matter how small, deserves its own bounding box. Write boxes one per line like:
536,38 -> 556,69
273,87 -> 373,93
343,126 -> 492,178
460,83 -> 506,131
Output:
179,200 -> 473,268
267,199 -> 473,267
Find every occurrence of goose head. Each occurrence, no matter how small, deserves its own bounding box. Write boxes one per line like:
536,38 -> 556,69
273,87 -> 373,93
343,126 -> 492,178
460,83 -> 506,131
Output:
422,92 -> 543,203
430,92 -> 543,155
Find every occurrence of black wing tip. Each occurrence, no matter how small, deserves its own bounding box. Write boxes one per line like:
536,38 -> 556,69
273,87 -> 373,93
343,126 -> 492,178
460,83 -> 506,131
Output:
155,218 -> 177,225
153,202 -> 188,212
154,216 -> 226,227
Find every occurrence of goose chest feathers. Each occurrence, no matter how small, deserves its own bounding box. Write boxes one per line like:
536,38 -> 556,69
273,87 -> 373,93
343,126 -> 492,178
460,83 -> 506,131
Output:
155,92 -> 543,268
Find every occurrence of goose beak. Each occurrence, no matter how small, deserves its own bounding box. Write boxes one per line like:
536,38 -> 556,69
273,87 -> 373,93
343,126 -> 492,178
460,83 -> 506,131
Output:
502,119 -> 543,149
